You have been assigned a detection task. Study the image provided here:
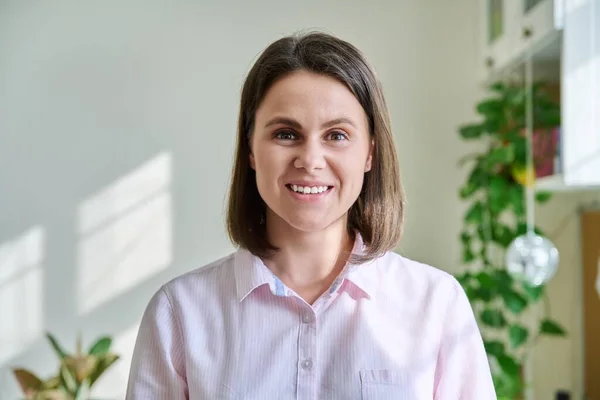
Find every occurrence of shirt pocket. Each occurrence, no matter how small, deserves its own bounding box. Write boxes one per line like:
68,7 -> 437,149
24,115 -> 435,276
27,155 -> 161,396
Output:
359,369 -> 419,400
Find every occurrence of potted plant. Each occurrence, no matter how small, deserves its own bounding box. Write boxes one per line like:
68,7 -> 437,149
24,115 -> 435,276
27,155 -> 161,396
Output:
455,81 -> 567,399
12,332 -> 119,400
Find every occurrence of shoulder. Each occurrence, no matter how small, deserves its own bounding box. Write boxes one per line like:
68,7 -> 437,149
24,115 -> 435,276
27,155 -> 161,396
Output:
167,252 -> 236,291
378,251 -> 462,289
144,251 -> 238,315
373,251 -> 466,306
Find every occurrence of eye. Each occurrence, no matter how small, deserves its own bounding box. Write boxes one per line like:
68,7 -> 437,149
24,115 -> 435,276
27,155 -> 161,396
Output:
327,131 -> 349,141
274,130 -> 298,141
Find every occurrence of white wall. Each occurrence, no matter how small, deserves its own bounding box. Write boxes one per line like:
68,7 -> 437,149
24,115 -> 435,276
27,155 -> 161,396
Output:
0,1 -> 486,398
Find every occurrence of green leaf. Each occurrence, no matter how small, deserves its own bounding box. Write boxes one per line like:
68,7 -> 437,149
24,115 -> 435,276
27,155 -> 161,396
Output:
507,88 -> 526,107
489,177 -> 510,214
493,369 -> 524,398
40,376 -> 61,390
459,123 -> 485,139
46,333 -> 68,361
472,287 -> 495,302
513,136 -> 528,166
88,354 -> 120,387
535,191 -> 552,204
476,271 -> 495,289
465,201 -> 484,224
501,289 -> 528,314
461,165 -> 487,199
465,286 -> 477,302
522,282 -> 545,301
540,319 -> 567,336
536,108 -> 561,126
487,145 -> 515,166
497,354 -> 521,376
75,378 -> 90,400
459,183 -> 478,199
492,269 -> 514,287
459,231 -> 471,244
462,246 -> 475,263
491,223 -> 515,248
476,98 -> 504,117
509,324 -> 529,348
483,116 -> 504,135
508,185 -> 525,215
88,337 -> 112,356
480,309 -> 507,328
484,340 -> 505,358
489,81 -> 507,93
59,364 -> 77,395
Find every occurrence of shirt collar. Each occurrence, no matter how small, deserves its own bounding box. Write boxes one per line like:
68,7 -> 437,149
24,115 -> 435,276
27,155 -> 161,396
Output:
233,248 -> 275,302
233,234 -> 380,302
340,235 -> 379,300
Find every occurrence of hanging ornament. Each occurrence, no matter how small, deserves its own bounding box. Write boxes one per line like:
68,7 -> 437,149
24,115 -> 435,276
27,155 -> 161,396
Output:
505,47 -> 560,287
506,232 -> 559,286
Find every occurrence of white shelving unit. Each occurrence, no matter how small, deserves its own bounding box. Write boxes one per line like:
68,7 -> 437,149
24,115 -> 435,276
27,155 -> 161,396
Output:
535,173 -> 600,192
479,0 -> 600,194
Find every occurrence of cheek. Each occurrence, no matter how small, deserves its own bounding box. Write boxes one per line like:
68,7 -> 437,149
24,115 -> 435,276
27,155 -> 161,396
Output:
255,147 -> 276,171
253,147 -> 285,185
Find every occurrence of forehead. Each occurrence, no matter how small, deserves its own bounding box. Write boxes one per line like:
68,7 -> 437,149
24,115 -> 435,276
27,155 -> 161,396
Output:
256,70 -> 367,123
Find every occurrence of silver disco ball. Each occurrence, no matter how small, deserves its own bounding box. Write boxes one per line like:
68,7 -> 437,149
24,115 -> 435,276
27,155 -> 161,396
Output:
506,233 -> 559,286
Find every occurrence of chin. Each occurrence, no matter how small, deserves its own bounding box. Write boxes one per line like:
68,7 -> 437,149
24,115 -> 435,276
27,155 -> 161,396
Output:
289,220 -> 331,233
283,213 -> 344,233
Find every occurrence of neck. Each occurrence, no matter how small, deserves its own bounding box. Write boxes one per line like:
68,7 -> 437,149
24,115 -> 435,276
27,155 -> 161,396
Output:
263,211 -> 354,303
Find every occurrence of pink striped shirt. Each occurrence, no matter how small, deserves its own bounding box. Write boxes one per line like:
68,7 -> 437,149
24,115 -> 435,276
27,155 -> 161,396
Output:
126,242 -> 496,399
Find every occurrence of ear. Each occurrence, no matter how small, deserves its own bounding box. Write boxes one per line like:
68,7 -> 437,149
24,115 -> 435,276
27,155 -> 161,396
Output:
364,139 -> 374,172
248,135 -> 256,170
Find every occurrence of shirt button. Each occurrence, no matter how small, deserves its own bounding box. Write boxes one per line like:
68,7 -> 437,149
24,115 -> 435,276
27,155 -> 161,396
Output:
302,314 -> 313,323
301,358 -> 313,370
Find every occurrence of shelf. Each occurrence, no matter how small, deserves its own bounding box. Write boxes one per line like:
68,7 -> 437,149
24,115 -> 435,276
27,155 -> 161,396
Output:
485,29 -> 562,85
535,173 -> 600,193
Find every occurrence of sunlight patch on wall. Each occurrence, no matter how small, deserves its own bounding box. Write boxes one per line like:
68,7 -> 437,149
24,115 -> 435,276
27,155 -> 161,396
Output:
0,226 -> 45,364
77,152 -> 173,315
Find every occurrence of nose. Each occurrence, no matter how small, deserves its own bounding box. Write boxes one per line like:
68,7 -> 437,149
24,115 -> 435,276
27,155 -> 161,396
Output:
293,140 -> 326,172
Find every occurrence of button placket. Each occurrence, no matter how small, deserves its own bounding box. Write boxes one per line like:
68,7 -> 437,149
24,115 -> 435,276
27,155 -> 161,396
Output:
296,307 -> 317,400
301,358 -> 313,370
302,313 -> 313,324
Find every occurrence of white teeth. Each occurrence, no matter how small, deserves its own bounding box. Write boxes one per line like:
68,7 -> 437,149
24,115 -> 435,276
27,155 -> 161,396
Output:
290,185 -> 330,194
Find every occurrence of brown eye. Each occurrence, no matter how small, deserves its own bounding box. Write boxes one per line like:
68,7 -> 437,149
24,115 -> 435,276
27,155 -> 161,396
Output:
274,130 -> 298,141
327,131 -> 349,141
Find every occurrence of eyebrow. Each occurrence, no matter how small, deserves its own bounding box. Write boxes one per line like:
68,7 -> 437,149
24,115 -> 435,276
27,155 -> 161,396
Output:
264,117 -> 357,129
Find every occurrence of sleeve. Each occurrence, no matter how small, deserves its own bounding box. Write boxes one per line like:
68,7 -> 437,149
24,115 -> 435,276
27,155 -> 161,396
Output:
125,287 -> 188,399
433,276 -> 497,399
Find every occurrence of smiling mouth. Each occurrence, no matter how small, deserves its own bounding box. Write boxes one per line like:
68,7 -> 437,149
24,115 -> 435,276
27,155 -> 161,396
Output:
285,184 -> 333,195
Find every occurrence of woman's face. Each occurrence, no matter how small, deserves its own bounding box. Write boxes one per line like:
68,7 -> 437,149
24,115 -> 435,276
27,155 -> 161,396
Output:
250,70 -> 373,234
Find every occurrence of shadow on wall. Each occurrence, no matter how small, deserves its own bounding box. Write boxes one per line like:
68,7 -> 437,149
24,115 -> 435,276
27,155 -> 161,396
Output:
0,152 -> 176,399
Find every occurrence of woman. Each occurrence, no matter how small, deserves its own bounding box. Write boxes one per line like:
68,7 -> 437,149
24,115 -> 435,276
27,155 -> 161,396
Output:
126,31 -> 496,399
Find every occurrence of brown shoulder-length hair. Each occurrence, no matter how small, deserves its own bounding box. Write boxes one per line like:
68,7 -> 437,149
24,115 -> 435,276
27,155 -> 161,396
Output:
226,30 -> 404,264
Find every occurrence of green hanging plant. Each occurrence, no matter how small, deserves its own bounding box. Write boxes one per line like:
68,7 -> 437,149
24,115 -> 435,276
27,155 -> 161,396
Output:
455,81 -> 567,399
